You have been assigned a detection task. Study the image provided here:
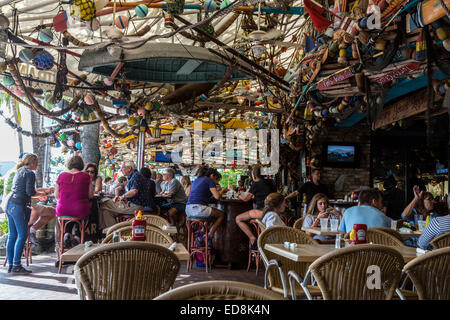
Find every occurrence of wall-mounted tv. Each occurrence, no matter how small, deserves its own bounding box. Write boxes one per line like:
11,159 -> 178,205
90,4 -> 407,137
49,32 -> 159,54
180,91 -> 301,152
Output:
322,143 -> 360,168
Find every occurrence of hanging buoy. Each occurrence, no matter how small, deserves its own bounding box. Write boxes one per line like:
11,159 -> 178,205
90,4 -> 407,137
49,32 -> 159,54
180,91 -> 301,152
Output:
38,28 -> 53,43
86,18 -> 100,31
115,16 -> 129,29
135,4 -> 149,18
19,48 -> 35,62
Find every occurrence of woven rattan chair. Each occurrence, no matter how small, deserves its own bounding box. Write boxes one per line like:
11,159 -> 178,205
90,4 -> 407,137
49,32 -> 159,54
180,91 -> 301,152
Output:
102,225 -> 174,245
430,231 -> 450,249
143,214 -> 170,229
366,228 -> 406,247
255,218 -> 266,232
305,244 -> 404,300
369,227 -> 404,243
396,247 -> 450,300
105,221 -> 132,236
257,226 -> 321,299
74,242 -> 180,300
293,217 -> 306,230
154,280 -> 286,300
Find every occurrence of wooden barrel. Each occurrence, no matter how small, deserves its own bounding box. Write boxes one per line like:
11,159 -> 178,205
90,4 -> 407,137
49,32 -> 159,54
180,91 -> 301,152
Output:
214,199 -> 253,269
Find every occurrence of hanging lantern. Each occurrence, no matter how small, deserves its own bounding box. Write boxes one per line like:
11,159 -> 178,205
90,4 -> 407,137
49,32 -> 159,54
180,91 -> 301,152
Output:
135,4 -> 149,18
32,50 -> 54,70
71,0 -> 96,21
38,28 -> 53,43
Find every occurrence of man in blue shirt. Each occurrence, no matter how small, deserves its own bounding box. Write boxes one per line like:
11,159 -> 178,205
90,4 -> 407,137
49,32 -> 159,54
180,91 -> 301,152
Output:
339,189 -> 392,233
99,161 -> 150,230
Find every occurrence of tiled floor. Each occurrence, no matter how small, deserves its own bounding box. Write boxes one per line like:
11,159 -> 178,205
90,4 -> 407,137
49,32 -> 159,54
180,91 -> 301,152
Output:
0,253 -> 265,300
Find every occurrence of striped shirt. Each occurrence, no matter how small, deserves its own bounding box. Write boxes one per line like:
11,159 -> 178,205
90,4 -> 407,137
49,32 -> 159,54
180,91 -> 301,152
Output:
417,214 -> 450,250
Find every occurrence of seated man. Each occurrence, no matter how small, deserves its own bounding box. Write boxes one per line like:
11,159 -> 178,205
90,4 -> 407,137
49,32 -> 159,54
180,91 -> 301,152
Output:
99,161 -> 151,230
159,168 -> 187,230
114,176 -> 128,197
339,189 -> 392,233
417,195 -> 450,250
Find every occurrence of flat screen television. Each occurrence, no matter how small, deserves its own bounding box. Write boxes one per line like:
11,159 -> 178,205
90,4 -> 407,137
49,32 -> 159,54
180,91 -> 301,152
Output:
322,143 -> 360,168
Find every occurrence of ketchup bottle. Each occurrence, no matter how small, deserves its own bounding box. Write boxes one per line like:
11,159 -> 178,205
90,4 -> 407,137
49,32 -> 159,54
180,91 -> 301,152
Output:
132,211 -> 146,241
353,224 -> 367,244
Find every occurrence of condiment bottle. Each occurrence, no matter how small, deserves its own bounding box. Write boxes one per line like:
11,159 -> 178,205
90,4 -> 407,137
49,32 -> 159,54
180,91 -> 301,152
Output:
132,211 -> 146,241
353,224 -> 367,244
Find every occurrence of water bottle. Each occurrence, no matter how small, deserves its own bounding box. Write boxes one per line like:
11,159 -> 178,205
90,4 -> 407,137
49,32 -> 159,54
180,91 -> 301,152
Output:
335,234 -> 343,249
112,231 -> 120,243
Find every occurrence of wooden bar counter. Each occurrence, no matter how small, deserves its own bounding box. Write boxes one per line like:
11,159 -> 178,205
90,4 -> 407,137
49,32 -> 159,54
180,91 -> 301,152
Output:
214,199 -> 253,269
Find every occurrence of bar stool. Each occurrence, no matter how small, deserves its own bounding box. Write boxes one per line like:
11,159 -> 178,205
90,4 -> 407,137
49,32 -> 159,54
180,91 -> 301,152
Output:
186,217 -> 212,273
56,216 -> 86,273
247,219 -> 262,275
3,231 -> 32,267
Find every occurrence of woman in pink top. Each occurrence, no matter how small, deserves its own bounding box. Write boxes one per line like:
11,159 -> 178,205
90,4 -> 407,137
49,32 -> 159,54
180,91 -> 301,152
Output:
54,156 -> 93,247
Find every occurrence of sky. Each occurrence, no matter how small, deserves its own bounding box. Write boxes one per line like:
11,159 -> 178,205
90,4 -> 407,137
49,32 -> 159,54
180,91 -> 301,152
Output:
0,105 -> 33,162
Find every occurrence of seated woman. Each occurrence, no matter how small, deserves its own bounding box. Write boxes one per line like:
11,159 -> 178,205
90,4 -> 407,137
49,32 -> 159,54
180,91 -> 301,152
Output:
261,193 -> 286,229
185,167 -> 225,237
236,166 -> 276,249
302,193 -> 341,244
181,175 -> 192,198
28,189 -> 56,244
237,180 -> 246,193
84,163 -> 103,194
402,185 -> 439,224
54,156 -> 93,247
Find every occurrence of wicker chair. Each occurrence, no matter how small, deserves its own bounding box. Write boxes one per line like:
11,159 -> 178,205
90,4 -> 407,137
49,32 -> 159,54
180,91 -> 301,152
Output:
366,228 -> 406,247
154,280 -> 286,300
254,218 -> 266,232
143,214 -> 170,229
257,226 -> 321,299
369,227 -> 404,243
293,217 -> 306,230
74,242 -> 180,300
306,244 -> 404,300
102,225 -> 174,245
430,231 -> 450,249
396,247 -> 450,300
105,221 -> 132,236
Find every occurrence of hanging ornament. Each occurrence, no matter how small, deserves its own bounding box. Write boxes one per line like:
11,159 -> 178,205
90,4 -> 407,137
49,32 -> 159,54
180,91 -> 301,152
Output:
94,0 -> 108,11
2,75 -> 14,86
67,139 -> 75,147
38,28 -> 53,43
114,16 -> 129,29
86,18 -> 100,31
71,0 -> 96,21
54,139 -> 61,148
12,88 -> 25,97
76,142 -> 82,150
205,0 -> 217,12
32,50 -> 54,70
18,48 -> 35,62
110,147 -> 118,155
135,4 -> 148,18
219,0 -> 231,9
59,133 -> 67,141
84,94 -> 95,105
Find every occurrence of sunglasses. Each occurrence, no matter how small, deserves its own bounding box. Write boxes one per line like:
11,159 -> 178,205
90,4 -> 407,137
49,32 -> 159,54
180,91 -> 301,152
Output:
86,170 -> 95,174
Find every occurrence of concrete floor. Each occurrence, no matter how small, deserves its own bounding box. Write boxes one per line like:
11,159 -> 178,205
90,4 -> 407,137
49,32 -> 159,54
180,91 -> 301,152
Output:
0,252 -> 265,300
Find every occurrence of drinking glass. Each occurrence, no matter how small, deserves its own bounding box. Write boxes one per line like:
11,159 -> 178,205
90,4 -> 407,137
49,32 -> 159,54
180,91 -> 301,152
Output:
330,218 -> 339,232
417,220 -> 427,232
391,220 -> 397,230
320,218 -> 328,231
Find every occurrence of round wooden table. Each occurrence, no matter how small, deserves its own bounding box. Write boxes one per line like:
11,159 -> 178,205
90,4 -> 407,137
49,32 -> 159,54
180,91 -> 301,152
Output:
214,199 -> 254,269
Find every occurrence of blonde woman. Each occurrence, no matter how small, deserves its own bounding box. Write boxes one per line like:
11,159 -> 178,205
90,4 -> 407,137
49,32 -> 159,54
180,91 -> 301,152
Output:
181,175 -> 192,198
261,193 -> 286,229
302,193 -> 341,244
5,153 -> 47,273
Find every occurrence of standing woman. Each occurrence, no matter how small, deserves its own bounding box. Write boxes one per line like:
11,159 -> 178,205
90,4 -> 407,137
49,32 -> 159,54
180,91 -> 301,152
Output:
5,153 -> 47,273
181,176 -> 192,198
84,162 -> 103,194
55,156 -> 93,247
236,166 -> 276,249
